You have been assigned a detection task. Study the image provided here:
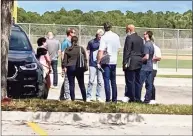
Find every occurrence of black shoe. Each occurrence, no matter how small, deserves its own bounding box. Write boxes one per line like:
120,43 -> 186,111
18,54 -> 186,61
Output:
59,97 -> 65,100
143,100 -> 150,104
128,99 -> 135,103
112,101 -> 117,104
136,100 -> 143,103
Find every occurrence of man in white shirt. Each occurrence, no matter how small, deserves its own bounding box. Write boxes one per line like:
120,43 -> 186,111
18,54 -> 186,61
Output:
150,40 -> 162,104
97,22 -> 121,103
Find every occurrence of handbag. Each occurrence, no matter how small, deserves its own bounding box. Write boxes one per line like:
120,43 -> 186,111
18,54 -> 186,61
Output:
76,47 -> 88,72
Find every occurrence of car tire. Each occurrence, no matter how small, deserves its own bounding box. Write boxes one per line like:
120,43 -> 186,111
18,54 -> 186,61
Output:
37,79 -> 49,99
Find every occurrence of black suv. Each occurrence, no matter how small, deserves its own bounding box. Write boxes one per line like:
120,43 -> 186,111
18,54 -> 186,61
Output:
7,24 -> 49,99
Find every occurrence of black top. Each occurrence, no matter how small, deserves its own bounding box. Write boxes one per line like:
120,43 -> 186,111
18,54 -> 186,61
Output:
62,45 -> 87,69
123,33 -> 144,70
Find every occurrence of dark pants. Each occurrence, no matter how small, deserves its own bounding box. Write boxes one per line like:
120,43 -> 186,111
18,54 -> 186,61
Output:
150,70 -> 157,100
140,70 -> 153,102
67,66 -> 86,101
51,60 -> 58,86
124,68 -> 141,101
101,64 -> 117,102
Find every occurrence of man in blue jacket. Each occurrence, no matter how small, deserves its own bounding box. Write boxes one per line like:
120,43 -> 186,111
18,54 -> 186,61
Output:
86,29 -> 104,102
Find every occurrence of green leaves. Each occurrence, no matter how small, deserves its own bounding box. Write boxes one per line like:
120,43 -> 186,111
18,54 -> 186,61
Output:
17,7 -> 192,29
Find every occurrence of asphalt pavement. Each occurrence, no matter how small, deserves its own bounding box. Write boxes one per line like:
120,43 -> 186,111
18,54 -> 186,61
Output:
48,73 -> 192,105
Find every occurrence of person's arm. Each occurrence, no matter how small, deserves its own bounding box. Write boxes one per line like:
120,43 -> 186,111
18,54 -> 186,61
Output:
97,37 -> 106,64
123,36 -> 132,66
86,41 -> 91,61
62,51 -> 67,71
45,53 -> 52,73
46,52 -> 51,65
118,36 -> 122,55
142,44 -> 149,62
81,46 -> 88,64
61,41 -> 67,61
153,46 -> 162,61
58,41 -> 61,57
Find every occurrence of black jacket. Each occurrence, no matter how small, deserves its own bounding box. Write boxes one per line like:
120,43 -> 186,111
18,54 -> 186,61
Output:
123,33 -> 144,70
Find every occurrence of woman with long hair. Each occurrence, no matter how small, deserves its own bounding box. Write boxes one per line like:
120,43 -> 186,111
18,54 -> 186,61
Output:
62,36 -> 88,101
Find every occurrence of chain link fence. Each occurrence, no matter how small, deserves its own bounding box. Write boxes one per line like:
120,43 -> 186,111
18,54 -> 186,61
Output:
18,23 -> 192,70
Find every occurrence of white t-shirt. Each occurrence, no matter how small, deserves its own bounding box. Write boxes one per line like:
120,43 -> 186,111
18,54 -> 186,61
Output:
99,31 -> 121,64
153,43 -> 162,70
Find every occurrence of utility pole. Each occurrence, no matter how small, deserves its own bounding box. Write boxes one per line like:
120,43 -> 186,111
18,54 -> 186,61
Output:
13,0 -> 17,23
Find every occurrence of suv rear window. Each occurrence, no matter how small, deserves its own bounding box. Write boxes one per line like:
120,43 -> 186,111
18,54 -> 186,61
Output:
9,30 -> 32,51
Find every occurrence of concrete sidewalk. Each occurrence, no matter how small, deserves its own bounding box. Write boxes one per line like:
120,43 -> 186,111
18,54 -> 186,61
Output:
2,111 -> 192,126
52,74 -> 192,87
55,67 -> 192,76
2,112 -> 192,135
48,74 -> 192,105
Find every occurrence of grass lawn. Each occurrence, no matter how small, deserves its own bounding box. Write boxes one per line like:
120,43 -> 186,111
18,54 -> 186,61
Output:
57,55 -> 192,69
158,59 -> 192,69
161,49 -> 192,55
157,75 -> 192,78
1,99 -> 192,115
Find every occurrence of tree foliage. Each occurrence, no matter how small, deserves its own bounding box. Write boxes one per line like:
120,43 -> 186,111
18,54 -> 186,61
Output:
18,7 -> 192,29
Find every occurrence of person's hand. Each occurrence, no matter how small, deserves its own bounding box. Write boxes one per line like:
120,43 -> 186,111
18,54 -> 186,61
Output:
97,63 -> 101,69
63,68 -> 67,73
152,57 -> 157,62
122,65 -> 126,71
62,68 -> 67,77
48,68 -> 52,74
61,70 -> 64,77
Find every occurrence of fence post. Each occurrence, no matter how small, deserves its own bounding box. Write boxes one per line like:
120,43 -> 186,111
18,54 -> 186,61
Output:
162,30 -> 165,49
176,29 -> 180,72
78,25 -> 81,46
28,23 -> 31,40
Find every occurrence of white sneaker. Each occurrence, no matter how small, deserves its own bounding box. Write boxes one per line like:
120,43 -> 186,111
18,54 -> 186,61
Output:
122,96 -> 129,103
96,98 -> 104,103
149,100 -> 157,105
86,98 -> 91,102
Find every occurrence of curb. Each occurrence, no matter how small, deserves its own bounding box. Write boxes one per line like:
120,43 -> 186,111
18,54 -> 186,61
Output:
2,111 -> 192,126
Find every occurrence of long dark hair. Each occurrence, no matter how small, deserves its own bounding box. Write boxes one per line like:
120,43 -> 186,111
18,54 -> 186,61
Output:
71,36 -> 78,46
69,36 -> 78,50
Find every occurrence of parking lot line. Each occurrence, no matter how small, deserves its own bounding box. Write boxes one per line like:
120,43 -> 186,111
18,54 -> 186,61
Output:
27,122 -> 48,136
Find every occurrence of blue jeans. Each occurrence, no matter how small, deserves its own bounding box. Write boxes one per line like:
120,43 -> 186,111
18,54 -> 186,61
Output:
101,64 -> 117,102
124,68 -> 141,101
67,66 -> 86,101
140,70 -> 153,102
59,73 -> 70,100
51,60 -> 58,86
87,66 -> 103,99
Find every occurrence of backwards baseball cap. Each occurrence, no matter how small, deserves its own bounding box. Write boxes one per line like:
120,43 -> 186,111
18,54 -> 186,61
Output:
96,29 -> 104,35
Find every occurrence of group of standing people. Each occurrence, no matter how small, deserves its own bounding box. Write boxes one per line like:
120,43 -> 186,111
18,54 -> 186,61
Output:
122,25 -> 161,104
37,22 -> 161,104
